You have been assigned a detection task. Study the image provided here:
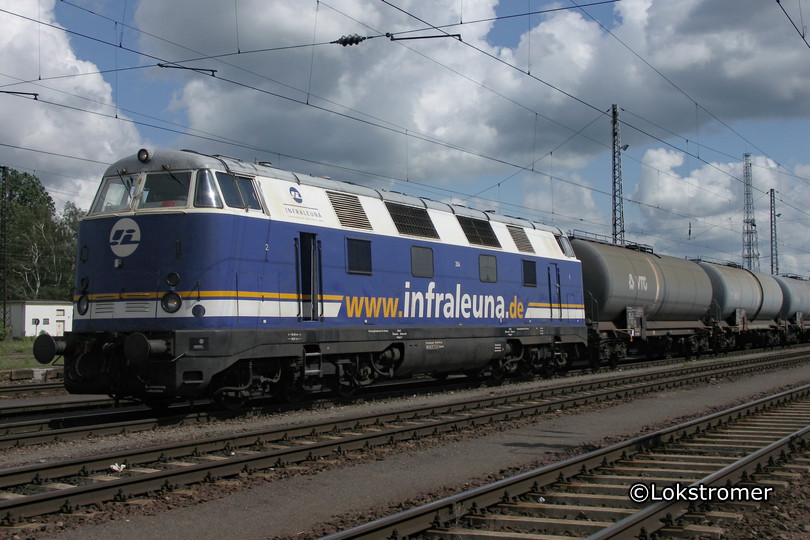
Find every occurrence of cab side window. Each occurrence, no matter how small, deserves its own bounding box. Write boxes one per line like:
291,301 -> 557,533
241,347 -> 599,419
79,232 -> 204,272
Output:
216,172 -> 262,211
194,170 -> 223,208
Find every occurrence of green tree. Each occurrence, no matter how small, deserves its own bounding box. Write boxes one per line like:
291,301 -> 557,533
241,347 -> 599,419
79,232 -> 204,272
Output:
2,169 -> 85,301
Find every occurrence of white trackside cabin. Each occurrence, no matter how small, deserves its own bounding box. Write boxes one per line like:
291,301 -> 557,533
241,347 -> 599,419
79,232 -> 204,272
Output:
8,301 -> 73,338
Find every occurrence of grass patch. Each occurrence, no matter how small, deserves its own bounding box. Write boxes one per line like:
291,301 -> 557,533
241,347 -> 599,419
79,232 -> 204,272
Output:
0,337 -> 40,370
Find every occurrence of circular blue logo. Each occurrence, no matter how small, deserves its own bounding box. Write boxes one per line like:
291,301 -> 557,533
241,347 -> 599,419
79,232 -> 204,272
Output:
109,218 -> 140,257
289,187 -> 303,203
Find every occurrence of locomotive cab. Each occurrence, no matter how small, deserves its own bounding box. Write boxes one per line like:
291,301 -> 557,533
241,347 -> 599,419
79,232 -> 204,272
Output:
36,149 -> 272,405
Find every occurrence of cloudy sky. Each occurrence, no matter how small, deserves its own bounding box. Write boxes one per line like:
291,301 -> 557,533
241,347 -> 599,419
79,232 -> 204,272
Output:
2,0 -> 810,274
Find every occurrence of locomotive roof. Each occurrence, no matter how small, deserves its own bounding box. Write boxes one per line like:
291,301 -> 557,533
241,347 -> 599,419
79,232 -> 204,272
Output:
104,148 -> 565,236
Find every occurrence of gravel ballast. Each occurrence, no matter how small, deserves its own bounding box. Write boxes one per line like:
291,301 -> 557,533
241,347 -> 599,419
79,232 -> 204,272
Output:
7,362 -> 810,540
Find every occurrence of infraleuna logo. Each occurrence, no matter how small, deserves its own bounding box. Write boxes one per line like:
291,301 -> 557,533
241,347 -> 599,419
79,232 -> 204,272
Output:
289,186 -> 303,203
109,218 -> 141,257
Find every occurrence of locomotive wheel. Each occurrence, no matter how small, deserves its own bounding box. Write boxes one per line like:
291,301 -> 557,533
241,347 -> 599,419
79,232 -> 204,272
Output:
213,390 -> 248,410
143,398 -> 174,410
334,378 -> 358,398
517,359 -> 533,379
283,385 -> 306,403
487,359 -> 505,385
539,361 -> 555,378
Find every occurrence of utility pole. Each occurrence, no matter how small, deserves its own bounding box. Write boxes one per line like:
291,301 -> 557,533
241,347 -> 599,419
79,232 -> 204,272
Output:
741,153 -> 760,272
0,166 -> 7,333
770,188 -> 779,275
611,104 -> 625,247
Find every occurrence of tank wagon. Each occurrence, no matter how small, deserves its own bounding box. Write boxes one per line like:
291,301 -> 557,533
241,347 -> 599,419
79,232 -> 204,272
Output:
34,149 -> 587,407
571,233 -> 810,364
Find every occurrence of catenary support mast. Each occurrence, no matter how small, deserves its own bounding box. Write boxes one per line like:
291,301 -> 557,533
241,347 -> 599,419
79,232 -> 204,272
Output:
742,153 -> 760,272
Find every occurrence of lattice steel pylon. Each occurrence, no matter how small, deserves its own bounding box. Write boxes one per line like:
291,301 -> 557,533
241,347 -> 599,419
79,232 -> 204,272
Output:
611,104 -> 625,247
742,153 -> 760,272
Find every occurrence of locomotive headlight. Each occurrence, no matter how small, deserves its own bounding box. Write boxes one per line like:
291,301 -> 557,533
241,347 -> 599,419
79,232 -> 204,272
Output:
137,148 -> 150,163
77,295 -> 90,315
161,292 -> 182,313
166,272 -> 180,286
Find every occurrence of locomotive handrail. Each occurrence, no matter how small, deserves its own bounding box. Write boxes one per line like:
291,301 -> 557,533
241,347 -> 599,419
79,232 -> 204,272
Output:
584,290 -> 599,323
317,239 -> 325,321
293,237 -> 302,320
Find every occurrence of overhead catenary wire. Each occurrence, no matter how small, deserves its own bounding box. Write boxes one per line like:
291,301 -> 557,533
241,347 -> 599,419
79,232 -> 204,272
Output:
2,2 -> 809,270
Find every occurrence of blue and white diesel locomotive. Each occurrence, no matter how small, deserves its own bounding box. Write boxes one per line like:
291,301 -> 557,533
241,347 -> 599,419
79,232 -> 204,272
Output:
34,149 -> 587,406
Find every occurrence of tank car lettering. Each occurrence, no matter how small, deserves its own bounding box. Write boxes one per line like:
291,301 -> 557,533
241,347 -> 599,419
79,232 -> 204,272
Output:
628,273 -> 648,291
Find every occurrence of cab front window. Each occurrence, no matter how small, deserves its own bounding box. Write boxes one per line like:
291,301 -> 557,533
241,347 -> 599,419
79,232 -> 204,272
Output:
90,175 -> 136,214
137,171 -> 192,209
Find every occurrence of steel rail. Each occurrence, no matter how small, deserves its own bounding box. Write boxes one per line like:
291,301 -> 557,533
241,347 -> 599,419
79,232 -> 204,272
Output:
0,381 -> 63,396
1,350 -> 804,450
0,352 -> 807,526
321,384 -> 810,539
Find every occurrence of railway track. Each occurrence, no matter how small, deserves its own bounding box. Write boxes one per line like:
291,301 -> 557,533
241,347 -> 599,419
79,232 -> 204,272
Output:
323,384 -> 810,539
0,350 -> 805,450
0,349 -> 807,529
0,381 -> 63,398
0,345 -> 787,419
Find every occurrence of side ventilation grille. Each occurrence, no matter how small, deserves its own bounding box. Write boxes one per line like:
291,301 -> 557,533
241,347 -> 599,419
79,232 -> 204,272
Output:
327,191 -> 372,230
457,216 -> 501,248
507,225 -> 534,253
385,202 -> 439,239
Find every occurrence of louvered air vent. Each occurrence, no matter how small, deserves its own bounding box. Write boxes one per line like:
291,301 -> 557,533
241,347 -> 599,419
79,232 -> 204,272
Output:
385,202 -> 439,238
507,225 -> 534,253
457,216 -> 501,248
327,191 -> 372,230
